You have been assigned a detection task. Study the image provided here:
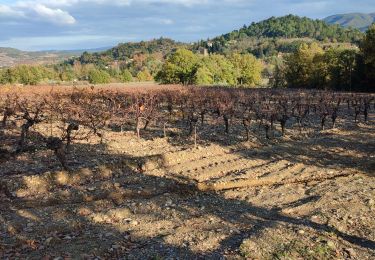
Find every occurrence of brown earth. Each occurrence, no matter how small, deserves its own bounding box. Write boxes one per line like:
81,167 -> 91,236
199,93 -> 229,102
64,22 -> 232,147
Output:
0,87 -> 374,259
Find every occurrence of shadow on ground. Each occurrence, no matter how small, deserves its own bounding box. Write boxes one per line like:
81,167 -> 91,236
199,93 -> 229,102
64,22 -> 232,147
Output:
0,114 -> 374,259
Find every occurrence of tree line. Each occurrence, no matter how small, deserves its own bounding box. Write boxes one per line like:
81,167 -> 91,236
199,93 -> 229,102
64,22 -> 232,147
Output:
155,49 -> 263,86
272,24 -> 375,91
0,63 -> 154,85
0,50 -> 263,87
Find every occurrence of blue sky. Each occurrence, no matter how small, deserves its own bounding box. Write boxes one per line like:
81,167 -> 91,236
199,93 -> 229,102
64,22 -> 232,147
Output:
0,0 -> 373,51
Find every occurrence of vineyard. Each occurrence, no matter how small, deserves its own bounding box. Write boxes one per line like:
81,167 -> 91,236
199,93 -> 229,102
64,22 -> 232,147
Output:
0,85 -> 375,259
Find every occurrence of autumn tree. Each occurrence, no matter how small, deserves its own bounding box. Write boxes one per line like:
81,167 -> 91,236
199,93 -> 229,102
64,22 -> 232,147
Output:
284,43 -> 326,89
137,69 -> 153,82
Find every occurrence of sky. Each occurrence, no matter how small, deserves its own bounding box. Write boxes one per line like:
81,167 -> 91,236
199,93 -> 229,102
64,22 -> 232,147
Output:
0,0 -> 373,51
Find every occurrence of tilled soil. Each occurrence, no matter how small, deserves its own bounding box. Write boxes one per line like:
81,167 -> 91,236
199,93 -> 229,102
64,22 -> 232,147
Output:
0,118 -> 374,259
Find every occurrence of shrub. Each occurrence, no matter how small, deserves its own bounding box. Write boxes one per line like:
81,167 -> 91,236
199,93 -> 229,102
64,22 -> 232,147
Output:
137,69 -> 153,82
88,69 -> 111,84
121,69 -> 133,82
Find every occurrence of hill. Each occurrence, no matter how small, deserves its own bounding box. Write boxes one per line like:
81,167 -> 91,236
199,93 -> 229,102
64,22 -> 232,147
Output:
74,38 -> 187,65
324,13 -> 375,31
72,15 -> 363,66
0,47 -> 110,68
223,15 -> 363,41
196,15 -> 363,57
0,15 -> 369,68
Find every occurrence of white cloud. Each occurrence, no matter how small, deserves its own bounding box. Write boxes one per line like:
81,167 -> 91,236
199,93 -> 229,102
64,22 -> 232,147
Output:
32,4 -> 76,25
2,2 -> 76,25
0,0 -> 210,26
1,0 -> 207,25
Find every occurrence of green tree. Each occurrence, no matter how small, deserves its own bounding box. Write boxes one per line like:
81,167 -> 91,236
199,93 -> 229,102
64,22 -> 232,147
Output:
194,66 -> 214,85
339,49 -> 356,91
323,48 -> 357,91
270,58 -> 287,88
282,44 -> 361,90
284,42 -> 326,88
16,65 -> 43,85
88,69 -> 111,84
156,49 -> 199,85
80,52 -> 95,64
155,63 -> 180,84
120,69 -> 133,82
137,69 -> 153,82
0,68 -> 19,84
229,53 -> 263,86
201,54 -> 236,85
361,24 -> 375,89
322,48 -> 342,90
56,65 -> 75,81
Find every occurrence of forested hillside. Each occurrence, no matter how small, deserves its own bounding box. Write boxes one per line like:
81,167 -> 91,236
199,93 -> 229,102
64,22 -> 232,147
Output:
223,15 -> 362,41
195,15 -> 363,57
74,15 -> 363,66
75,38 -> 186,66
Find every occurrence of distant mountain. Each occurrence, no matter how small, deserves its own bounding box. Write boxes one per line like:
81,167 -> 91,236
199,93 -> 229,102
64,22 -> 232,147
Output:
0,47 -> 111,67
324,13 -> 375,31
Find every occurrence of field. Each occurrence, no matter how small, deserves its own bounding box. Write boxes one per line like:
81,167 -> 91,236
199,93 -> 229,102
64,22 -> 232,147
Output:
0,84 -> 374,259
